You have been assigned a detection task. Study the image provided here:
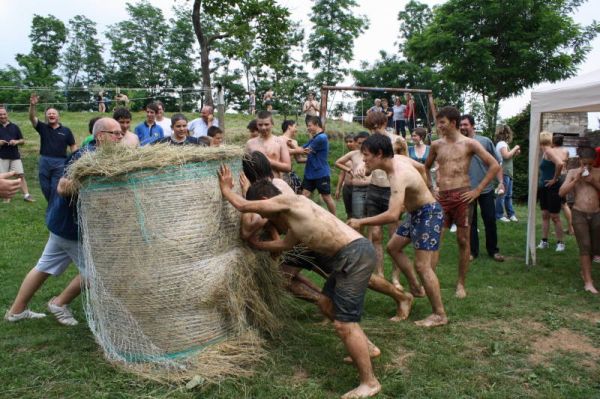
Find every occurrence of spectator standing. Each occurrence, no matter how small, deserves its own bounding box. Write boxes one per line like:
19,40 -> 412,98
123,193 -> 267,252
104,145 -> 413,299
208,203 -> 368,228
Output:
155,100 -> 172,137
405,93 -> 416,132
408,127 -> 430,164
367,98 -> 383,114
381,98 -> 394,131
159,113 -> 200,146
249,91 -> 256,115
494,125 -> 520,222
302,115 -> 336,214
460,114 -> 505,262
302,92 -> 319,125
29,94 -> 77,203
392,97 -> 407,137
263,88 -> 274,111
188,105 -> 219,138
552,134 -> 574,235
0,106 -> 34,203
134,102 -> 164,146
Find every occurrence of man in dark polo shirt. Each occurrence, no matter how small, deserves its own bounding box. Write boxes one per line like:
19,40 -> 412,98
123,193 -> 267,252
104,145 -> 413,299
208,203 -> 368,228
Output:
5,117 -> 123,326
0,106 -> 34,202
29,94 -> 77,203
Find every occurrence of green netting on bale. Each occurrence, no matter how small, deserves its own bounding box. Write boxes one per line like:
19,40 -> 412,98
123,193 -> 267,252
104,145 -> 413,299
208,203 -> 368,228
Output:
74,144 -> 286,383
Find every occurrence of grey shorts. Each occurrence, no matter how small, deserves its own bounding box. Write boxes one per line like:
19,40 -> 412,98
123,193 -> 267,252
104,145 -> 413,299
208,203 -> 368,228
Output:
34,233 -> 83,276
322,238 -> 375,323
0,158 -> 24,174
351,185 -> 368,219
366,184 -> 390,217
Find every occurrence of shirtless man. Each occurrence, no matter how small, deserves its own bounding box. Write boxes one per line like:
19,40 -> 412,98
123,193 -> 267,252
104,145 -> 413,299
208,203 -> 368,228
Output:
424,106 -> 500,298
362,112 -> 401,277
218,166 -> 382,399
263,88 -> 274,111
113,107 -> 140,148
302,92 -> 319,125
559,146 -> 600,294
335,131 -> 371,228
281,119 -> 305,193
245,111 -> 291,179
348,134 -> 447,328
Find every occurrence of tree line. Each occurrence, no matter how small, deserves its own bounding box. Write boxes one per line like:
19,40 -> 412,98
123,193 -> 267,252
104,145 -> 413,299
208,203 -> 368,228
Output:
0,0 -> 597,132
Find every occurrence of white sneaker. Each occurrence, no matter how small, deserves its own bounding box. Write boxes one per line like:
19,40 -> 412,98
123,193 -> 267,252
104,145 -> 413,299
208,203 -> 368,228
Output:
4,309 -> 46,322
509,215 -> 518,222
537,240 -> 549,249
556,243 -> 566,252
593,255 -> 600,264
450,224 -> 457,233
499,216 -> 510,222
47,299 -> 78,326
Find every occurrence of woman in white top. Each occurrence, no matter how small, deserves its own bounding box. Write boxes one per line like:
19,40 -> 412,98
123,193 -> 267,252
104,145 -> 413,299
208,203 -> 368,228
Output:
392,97 -> 406,137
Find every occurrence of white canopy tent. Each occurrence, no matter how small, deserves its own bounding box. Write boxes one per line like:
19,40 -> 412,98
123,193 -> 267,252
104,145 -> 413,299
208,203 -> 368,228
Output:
526,69 -> 600,265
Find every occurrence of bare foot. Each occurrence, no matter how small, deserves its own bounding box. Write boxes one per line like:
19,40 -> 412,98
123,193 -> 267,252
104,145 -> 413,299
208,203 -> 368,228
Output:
455,284 -> 467,299
392,280 -> 405,291
390,293 -> 413,322
410,286 -> 426,298
341,381 -> 381,399
343,342 -> 381,364
584,284 -> 599,294
414,313 -> 448,328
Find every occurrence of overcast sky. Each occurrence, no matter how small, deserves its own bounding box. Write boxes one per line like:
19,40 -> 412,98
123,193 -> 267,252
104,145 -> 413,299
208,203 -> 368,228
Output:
1,0 -> 598,123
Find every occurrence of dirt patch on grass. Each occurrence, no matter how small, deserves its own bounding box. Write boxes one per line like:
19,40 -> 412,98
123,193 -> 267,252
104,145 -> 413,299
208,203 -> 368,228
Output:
572,312 -> 600,325
460,319 -> 546,336
383,347 -> 415,374
529,328 -> 600,369
291,367 -> 310,385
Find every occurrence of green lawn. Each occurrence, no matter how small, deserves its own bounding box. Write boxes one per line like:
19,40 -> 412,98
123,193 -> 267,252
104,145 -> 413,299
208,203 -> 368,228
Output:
1,112 -> 599,398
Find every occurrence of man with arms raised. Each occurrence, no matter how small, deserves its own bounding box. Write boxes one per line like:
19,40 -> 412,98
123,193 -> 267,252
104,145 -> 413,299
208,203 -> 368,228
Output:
218,165 -> 381,399
245,111 -> 291,179
348,134 -> 447,327
424,106 -> 500,298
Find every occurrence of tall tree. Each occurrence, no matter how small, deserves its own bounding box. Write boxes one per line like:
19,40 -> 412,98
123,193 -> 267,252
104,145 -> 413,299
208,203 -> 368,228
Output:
106,0 -> 168,87
405,0 -> 600,133
191,0 -> 301,106
164,6 -> 199,89
305,0 -> 367,87
62,15 -> 105,88
16,14 -> 67,87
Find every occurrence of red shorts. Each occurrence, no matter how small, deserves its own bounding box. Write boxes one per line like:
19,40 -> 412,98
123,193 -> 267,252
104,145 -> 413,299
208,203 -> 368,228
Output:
438,187 -> 471,228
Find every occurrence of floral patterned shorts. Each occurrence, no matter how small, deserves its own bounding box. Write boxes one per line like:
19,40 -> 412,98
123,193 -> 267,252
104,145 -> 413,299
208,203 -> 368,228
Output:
395,202 -> 444,251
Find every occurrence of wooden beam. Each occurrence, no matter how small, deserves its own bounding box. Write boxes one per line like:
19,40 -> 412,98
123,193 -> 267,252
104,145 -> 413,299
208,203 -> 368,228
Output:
321,85 -> 432,94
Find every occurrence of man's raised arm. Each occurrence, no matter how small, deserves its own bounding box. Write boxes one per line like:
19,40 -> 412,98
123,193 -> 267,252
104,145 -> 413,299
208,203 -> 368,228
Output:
29,94 -> 39,127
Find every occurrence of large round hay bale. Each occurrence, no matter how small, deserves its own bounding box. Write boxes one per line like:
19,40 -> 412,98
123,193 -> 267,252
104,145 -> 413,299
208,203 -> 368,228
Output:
70,144 -> 284,382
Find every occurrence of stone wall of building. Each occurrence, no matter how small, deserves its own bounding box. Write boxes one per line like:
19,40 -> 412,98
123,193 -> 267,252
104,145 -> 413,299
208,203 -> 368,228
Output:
541,112 -> 588,135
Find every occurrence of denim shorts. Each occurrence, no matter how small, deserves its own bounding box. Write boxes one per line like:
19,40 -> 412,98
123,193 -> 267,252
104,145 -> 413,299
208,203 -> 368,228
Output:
366,184 -> 390,217
351,185 -> 369,219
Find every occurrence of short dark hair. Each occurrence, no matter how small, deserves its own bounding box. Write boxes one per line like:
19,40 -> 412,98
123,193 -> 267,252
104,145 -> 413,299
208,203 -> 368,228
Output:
437,106 -> 461,129
113,107 -> 132,121
146,102 -> 159,113
256,110 -> 272,120
170,113 -> 187,127
198,136 -> 211,146
413,127 -> 427,140
361,133 -> 394,158
552,134 -> 564,147
364,112 -> 387,130
578,146 -> 595,159
306,115 -> 322,128
460,114 -> 475,127
246,179 -> 282,201
345,134 -> 355,142
88,116 -> 102,134
243,151 -> 274,183
281,119 -> 296,133
207,126 -> 223,137
355,131 -> 370,140
247,119 -> 258,132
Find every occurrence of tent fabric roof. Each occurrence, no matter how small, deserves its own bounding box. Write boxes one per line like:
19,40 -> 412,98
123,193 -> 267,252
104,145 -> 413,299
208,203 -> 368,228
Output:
526,69 -> 600,265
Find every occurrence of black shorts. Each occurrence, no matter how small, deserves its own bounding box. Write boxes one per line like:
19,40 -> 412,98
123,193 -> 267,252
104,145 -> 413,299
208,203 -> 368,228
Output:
302,176 -> 331,195
538,184 -> 562,214
322,238 -> 376,323
366,184 -> 391,217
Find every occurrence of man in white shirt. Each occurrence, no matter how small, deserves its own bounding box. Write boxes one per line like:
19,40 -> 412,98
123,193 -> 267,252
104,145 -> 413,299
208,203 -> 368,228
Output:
188,105 -> 219,138
155,101 -> 172,137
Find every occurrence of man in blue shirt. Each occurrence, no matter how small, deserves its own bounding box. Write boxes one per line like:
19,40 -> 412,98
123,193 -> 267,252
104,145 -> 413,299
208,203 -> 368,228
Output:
302,116 -> 336,214
5,118 -> 124,326
135,102 -> 164,146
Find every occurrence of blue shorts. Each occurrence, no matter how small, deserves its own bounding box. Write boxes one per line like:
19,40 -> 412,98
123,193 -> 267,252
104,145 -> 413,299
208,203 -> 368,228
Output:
395,202 -> 444,251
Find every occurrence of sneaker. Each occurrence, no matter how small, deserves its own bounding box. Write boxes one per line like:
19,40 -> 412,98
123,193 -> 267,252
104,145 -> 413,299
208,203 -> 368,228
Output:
537,240 -> 549,249
47,299 -> 78,326
593,256 -> 600,264
556,242 -> 566,252
4,309 -> 46,322
450,224 -> 457,233
499,216 -> 510,222
23,194 -> 35,202
509,215 -> 518,222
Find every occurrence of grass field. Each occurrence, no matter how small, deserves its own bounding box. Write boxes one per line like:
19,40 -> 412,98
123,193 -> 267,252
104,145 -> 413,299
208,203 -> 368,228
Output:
1,112 -> 599,398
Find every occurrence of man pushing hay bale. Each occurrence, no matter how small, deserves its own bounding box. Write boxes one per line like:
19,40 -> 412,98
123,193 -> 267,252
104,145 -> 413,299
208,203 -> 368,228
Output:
67,143 -> 286,383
